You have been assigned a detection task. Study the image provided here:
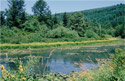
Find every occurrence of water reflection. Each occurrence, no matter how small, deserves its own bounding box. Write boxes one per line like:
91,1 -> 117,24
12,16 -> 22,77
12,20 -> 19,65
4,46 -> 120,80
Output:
0,45 -> 124,75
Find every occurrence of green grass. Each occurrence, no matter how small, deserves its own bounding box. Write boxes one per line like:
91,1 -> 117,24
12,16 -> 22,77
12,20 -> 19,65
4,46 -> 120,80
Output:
0,39 -> 123,50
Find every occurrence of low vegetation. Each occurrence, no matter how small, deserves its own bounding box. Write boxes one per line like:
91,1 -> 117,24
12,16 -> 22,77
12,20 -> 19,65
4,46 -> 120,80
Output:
0,38 -> 122,50
0,49 -> 124,81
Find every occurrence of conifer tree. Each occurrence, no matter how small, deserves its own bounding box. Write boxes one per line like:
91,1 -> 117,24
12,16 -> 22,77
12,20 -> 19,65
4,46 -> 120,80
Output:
62,12 -> 69,27
32,0 -> 51,26
6,0 -> 26,28
0,11 -> 6,26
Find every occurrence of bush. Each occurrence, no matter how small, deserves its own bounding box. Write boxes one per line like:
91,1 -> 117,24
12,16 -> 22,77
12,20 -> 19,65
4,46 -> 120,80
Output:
85,30 -> 101,39
46,26 -> 79,38
115,24 -> 125,38
23,16 -> 41,32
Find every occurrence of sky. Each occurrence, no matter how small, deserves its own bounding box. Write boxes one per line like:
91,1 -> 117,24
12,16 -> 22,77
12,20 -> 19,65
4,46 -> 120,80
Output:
0,0 -> 124,14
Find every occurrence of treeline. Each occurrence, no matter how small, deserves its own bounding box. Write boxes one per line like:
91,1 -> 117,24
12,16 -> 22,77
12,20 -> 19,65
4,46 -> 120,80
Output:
0,0 -> 124,43
56,3 -> 125,38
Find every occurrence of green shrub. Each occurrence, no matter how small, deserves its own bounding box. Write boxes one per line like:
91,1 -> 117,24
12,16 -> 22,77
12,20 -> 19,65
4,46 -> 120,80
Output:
111,48 -> 125,81
85,30 -> 101,39
23,16 -> 41,32
46,26 -> 79,38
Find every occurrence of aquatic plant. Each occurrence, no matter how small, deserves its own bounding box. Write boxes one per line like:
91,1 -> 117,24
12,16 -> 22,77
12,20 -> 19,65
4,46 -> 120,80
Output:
0,48 -> 124,81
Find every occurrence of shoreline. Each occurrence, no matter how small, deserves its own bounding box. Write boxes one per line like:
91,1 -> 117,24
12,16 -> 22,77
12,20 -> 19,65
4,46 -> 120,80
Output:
0,39 -> 124,55
0,39 -> 123,50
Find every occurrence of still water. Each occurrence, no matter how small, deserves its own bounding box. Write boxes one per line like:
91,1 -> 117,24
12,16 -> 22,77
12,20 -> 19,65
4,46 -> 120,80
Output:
0,45 -> 124,75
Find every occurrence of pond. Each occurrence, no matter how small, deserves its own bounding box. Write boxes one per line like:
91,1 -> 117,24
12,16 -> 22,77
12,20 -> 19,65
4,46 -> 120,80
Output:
0,45 -> 124,76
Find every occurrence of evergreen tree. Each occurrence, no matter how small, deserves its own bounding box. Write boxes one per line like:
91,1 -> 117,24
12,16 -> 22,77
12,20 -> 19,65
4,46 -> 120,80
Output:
0,11 -> 6,26
53,14 -> 58,25
115,24 -> 125,38
70,12 -> 86,37
32,0 -> 51,26
62,12 -> 69,27
6,0 -> 26,28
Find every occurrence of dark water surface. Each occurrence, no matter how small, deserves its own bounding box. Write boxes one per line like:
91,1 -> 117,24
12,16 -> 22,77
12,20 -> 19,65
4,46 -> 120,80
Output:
0,45 -> 124,75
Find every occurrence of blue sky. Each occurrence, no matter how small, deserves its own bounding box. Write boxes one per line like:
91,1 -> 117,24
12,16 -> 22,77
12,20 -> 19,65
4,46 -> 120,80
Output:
0,0 -> 124,14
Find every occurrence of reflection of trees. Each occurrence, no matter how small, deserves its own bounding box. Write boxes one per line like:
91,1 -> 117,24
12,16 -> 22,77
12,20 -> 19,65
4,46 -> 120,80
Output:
1,45 -> 124,75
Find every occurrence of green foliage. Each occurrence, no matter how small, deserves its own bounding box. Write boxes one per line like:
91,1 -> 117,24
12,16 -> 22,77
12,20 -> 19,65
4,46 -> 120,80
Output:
46,26 -> 79,38
1,56 -> 39,81
0,1 -> 124,43
115,24 -> 125,38
111,48 -> 125,81
70,12 -> 86,37
62,12 -> 69,27
0,11 -> 6,26
32,0 -> 51,26
85,30 -> 101,40
23,16 -> 41,32
53,14 -> 59,25
6,0 -> 26,28
56,4 -> 125,38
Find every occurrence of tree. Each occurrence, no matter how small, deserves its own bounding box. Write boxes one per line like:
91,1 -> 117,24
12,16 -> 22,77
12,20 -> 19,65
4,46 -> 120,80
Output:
32,0 -> 51,26
53,14 -> 58,25
70,12 -> 86,37
115,24 -> 125,38
0,11 -> 6,26
23,16 -> 41,32
62,12 -> 69,27
6,0 -> 26,28
46,26 -> 79,38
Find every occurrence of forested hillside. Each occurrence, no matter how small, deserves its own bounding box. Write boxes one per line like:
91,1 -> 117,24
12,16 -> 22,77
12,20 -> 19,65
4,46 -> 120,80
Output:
56,4 -> 125,38
0,0 -> 124,44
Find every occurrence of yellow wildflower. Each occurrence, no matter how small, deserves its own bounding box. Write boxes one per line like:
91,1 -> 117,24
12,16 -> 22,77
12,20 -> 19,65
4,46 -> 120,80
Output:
72,75 -> 76,80
67,78 -> 72,81
20,68 -> 23,72
19,65 -> 23,72
11,75 -> 15,78
89,77 -> 93,80
19,65 -> 23,68
22,77 -> 26,80
110,66 -> 114,71
83,71 -> 87,76
122,60 -> 124,63
8,73 -> 10,76
1,65 -> 5,70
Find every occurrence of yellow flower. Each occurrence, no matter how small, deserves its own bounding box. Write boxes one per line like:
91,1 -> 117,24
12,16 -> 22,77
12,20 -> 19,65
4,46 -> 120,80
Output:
11,75 -> 15,78
22,77 -> 26,80
1,65 -> 5,70
20,68 -> 23,72
110,66 -> 114,71
19,65 -> 23,68
8,73 -> 10,76
2,69 -> 5,73
89,77 -> 93,80
19,65 -> 23,72
122,60 -> 124,63
67,78 -> 72,81
83,71 -> 87,76
72,75 -> 76,80
1,70 -> 6,75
